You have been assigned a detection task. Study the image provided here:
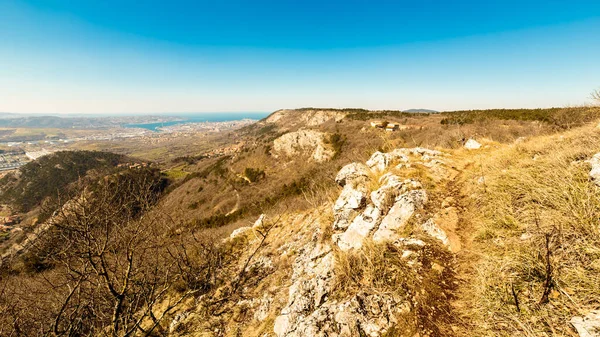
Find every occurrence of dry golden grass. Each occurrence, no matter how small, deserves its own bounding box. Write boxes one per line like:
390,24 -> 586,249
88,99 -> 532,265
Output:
458,123 -> 600,336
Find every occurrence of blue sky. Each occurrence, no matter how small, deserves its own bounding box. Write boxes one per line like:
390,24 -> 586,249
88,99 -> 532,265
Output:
1,0 -> 599,114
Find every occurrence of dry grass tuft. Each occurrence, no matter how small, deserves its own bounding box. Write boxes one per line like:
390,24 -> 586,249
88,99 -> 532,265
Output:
459,124 -> 600,336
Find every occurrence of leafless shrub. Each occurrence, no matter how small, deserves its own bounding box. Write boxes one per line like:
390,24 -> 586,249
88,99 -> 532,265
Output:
0,169 -> 224,336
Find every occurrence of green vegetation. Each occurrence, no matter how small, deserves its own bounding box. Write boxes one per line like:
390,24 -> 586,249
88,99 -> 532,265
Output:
171,154 -> 208,165
0,150 -> 128,213
440,106 -> 600,128
325,133 -> 346,159
164,168 -> 189,180
346,110 -> 430,120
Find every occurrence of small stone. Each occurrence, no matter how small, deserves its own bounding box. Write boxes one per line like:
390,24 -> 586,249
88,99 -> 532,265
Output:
520,232 -> 533,241
441,197 -> 455,208
571,310 -> 600,337
588,153 -> 600,186
421,219 -> 449,246
228,226 -> 251,240
253,214 -> 266,228
464,139 -> 481,150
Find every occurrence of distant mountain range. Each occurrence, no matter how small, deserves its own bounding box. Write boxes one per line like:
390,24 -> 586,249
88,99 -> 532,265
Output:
402,109 -> 439,113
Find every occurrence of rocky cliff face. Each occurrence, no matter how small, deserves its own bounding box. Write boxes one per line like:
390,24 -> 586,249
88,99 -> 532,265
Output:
265,109 -> 346,127
272,129 -> 335,163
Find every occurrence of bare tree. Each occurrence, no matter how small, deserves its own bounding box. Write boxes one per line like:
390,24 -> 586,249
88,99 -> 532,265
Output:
0,167 -> 223,336
592,88 -> 600,104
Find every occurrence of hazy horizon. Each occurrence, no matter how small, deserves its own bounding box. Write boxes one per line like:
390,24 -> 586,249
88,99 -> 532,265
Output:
2,0 -> 599,114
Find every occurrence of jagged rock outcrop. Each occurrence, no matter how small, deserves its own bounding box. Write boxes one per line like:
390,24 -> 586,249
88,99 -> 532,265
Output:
274,227 -> 409,337
273,147 -> 457,337
333,183 -> 369,231
273,130 -> 335,163
331,148 -> 450,250
372,190 -> 427,243
366,147 -> 443,172
333,173 -> 426,250
274,232 -> 336,336
370,173 -> 421,211
334,204 -> 382,251
303,110 -> 347,126
335,163 -> 370,186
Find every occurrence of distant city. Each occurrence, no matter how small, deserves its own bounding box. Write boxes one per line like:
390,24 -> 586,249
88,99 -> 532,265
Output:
0,113 -> 266,172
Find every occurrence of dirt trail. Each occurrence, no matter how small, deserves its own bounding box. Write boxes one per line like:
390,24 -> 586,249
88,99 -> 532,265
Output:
226,189 -> 241,216
441,154 -> 492,335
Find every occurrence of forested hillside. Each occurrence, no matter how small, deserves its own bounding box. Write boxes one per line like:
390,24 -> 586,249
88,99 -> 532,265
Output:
0,150 -> 128,213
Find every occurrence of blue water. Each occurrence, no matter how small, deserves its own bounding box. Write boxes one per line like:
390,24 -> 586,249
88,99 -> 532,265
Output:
124,112 -> 269,131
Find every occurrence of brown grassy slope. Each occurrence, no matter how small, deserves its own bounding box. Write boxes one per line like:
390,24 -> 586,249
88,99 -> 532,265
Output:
154,108 -> 572,237
454,123 -> 600,336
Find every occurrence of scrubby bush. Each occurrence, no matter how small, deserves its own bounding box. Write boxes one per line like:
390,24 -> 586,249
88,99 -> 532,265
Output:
440,107 -> 600,129
325,133 -> 346,159
244,167 -> 265,183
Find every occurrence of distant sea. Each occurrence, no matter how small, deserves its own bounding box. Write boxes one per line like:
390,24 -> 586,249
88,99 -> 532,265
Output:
124,112 -> 269,131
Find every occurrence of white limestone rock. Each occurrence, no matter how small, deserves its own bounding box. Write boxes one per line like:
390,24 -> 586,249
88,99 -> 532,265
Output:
273,129 -> 335,163
168,312 -> 190,333
406,147 -> 443,157
366,150 -> 410,172
335,205 -> 382,251
335,162 -> 370,186
229,226 -> 251,240
370,174 -> 421,212
589,153 -> 600,186
464,138 -> 481,150
333,183 -> 368,230
253,214 -> 266,228
571,310 -> 600,337
366,151 -> 389,172
274,238 -> 335,337
304,109 -> 347,126
373,190 -> 428,243
421,219 -> 450,246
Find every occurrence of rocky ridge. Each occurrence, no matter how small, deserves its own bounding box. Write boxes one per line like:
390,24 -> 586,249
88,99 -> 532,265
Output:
265,109 -> 347,127
272,147 -> 460,336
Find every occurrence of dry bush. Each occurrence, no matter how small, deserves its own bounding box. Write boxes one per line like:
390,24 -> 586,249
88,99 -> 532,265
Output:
460,125 -> 600,336
591,89 -> 600,105
0,169 -> 225,336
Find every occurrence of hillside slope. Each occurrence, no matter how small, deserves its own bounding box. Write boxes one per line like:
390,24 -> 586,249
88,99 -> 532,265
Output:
2,107 -> 600,336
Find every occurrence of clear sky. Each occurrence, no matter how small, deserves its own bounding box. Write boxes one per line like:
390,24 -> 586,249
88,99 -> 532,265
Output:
1,0 -> 599,114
